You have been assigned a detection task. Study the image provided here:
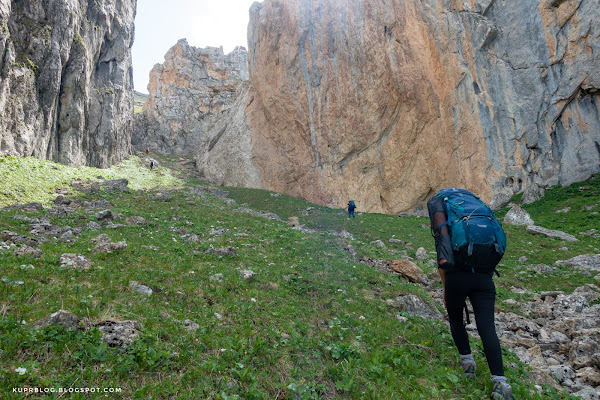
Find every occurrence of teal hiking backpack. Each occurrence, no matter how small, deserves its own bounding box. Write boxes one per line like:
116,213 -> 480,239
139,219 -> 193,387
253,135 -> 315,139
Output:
436,188 -> 506,272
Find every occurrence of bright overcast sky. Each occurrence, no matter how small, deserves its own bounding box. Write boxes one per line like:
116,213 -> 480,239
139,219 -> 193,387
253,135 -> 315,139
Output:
132,0 -> 258,93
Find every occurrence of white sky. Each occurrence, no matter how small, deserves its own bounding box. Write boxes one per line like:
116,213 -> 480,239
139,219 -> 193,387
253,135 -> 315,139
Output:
132,0 -> 258,93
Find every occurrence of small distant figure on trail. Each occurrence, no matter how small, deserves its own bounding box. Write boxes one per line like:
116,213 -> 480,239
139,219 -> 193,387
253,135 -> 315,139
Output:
347,200 -> 356,218
146,147 -> 149,155
427,188 -> 511,400
149,160 -> 155,170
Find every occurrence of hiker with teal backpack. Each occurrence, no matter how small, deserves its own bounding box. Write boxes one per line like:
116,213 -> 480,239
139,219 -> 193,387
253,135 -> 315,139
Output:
347,200 -> 356,218
427,188 -> 512,400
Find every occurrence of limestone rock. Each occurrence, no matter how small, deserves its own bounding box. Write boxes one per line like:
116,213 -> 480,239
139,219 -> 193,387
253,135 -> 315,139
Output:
288,217 -> 300,227
126,216 -> 147,226
526,225 -> 579,242
33,310 -> 80,330
392,294 -> 442,320
95,210 -> 114,221
370,240 -> 386,249
129,281 -> 153,296
415,247 -> 429,260
504,206 -> 535,226
0,0 -> 135,167
239,269 -> 256,282
390,259 -> 426,284
59,254 -> 92,270
556,255 -> 600,273
95,320 -> 141,349
101,179 -> 129,192
132,39 -> 249,156
195,0 -> 600,214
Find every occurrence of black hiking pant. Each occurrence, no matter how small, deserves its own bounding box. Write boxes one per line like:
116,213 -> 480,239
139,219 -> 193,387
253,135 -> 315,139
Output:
445,269 -> 504,377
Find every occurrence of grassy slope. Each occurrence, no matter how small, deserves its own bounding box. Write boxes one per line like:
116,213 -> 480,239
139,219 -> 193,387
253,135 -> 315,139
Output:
1,154 -> 597,399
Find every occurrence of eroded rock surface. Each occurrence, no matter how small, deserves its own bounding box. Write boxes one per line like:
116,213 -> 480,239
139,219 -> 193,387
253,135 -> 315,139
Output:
197,0 -> 599,214
0,0 -> 136,167
133,39 -> 248,156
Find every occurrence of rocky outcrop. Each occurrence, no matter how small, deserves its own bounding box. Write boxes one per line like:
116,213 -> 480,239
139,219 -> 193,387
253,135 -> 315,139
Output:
0,0 -> 136,168
132,40 -> 248,156
197,0 -> 599,214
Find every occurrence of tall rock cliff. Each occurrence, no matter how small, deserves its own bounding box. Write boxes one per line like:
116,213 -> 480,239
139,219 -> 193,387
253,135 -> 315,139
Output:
198,0 -> 600,213
132,40 -> 249,156
0,0 -> 135,168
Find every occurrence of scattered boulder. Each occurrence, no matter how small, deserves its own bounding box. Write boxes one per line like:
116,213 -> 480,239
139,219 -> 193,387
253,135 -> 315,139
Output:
526,225 -> 578,242
343,245 -> 358,257
95,209 -> 113,221
556,207 -> 571,214
1,231 -> 39,247
209,227 -> 229,236
151,192 -> 173,202
239,269 -> 256,282
48,206 -> 69,218
415,247 -> 428,260
101,179 -> 129,192
13,246 -> 42,258
91,234 -> 127,253
86,200 -> 112,210
332,230 -> 354,240
59,254 -> 92,270
549,365 -> 576,383
73,180 -> 101,193
390,294 -> 442,320
288,216 -> 300,226
504,206 -> 534,226
129,281 -> 153,296
210,273 -> 224,283
390,259 -> 426,284
3,202 -> 44,212
34,310 -> 80,330
91,234 -> 112,244
95,320 -> 141,349
370,240 -> 386,249
54,195 -> 72,206
126,216 -> 147,226
556,255 -> 600,272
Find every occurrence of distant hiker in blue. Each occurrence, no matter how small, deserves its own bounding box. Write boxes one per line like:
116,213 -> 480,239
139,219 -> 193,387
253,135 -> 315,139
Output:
347,200 -> 356,218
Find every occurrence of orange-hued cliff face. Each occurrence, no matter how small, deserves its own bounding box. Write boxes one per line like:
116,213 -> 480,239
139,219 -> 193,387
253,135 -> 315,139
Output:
194,0 -> 600,214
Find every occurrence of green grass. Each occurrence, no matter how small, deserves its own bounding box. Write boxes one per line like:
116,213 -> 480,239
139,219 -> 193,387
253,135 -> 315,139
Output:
0,156 -> 181,207
1,155 -> 594,399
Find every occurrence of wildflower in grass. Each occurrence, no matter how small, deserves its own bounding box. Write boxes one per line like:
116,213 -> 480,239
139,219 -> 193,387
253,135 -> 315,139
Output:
359,316 -> 365,320
251,298 -> 257,302
15,367 -> 27,375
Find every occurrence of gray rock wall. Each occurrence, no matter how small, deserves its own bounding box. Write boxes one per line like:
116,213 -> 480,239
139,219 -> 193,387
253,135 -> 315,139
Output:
0,0 -> 135,168
132,40 -> 249,156
453,0 -> 600,207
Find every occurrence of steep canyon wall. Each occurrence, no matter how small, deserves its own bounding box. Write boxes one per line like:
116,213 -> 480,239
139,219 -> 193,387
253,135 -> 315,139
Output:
0,0 -> 136,168
132,40 -> 249,156
197,0 -> 600,213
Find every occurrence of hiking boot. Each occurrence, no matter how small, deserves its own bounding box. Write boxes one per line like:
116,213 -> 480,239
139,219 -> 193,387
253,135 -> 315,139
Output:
462,363 -> 476,379
490,381 -> 512,400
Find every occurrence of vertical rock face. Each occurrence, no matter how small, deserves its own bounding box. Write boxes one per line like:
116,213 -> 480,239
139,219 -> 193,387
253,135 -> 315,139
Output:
132,40 -> 249,156
198,0 -> 599,213
0,0 -> 135,168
